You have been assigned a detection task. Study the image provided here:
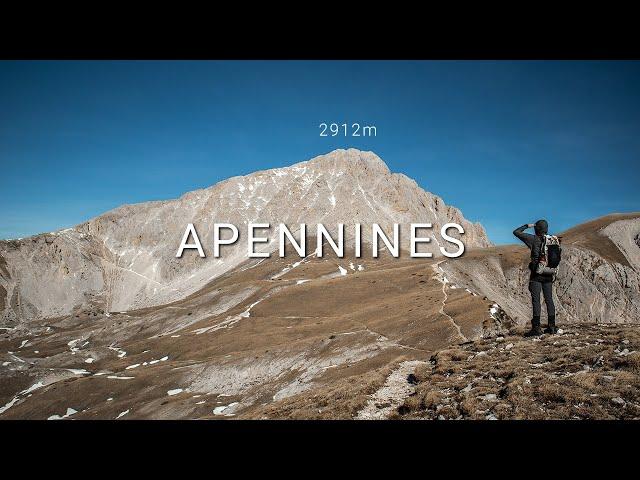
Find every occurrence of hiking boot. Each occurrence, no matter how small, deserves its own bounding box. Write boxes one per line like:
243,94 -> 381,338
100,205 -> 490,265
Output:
524,316 -> 543,337
525,326 -> 543,337
544,315 -> 557,334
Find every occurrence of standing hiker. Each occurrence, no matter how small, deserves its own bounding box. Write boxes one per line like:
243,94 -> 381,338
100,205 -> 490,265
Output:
513,219 -> 562,336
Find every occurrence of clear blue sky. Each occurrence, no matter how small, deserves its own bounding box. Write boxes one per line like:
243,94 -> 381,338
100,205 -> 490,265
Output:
1,61 -> 639,244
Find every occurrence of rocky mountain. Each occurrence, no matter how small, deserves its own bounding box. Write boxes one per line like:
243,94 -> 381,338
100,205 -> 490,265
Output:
2,212 -> 638,420
0,247 -> 507,419
0,148 -> 490,324
440,213 -> 640,325
1,148 -> 638,420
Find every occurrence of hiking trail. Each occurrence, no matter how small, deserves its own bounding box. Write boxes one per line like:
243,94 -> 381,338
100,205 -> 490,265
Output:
431,260 -> 468,343
354,360 -> 428,420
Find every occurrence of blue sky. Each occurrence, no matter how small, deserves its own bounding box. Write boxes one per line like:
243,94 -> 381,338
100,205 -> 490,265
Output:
1,61 -> 639,244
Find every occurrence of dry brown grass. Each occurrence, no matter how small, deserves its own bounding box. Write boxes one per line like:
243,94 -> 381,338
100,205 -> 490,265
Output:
243,358 -> 401,419
558,213 -> 640,267
395,324 -> 640,420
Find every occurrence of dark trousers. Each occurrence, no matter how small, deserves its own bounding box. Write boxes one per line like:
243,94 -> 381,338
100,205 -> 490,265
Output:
528,280 -> 555,317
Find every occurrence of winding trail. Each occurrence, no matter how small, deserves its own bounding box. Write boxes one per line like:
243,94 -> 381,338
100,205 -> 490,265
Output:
431,260 -> 468,343
355,261 -> 468,420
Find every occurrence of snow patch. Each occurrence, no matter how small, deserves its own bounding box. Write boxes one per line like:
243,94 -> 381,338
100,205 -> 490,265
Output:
213,402 -> 240,416
0,381 -> 45,415
108,346 -> 127,358
68,339 -> 82,353
48,407 -> 77,420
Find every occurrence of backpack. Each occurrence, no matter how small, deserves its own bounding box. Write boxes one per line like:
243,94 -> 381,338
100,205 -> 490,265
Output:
535,234 -> 562,275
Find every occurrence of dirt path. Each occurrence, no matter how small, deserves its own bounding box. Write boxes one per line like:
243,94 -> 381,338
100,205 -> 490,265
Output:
431,260 -> 468,343
354,360 -> 428,420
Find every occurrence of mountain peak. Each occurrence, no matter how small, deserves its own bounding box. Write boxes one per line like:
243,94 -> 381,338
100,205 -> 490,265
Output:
302,148 -> 390,174
1,149 -> 489,321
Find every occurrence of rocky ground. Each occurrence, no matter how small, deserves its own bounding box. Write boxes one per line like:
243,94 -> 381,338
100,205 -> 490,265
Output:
396,324 -> 640,420
2,216 -> 639,420
0,249 -> 508,420
252,324 -> 640,420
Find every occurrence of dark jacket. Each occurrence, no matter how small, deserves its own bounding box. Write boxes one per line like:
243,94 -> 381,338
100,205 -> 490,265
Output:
513,224 -> 554,283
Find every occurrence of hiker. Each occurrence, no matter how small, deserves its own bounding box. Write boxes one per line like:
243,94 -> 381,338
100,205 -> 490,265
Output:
513,220 -> 562,336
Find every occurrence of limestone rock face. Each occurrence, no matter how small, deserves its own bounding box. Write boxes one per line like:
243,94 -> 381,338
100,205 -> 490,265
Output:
0,148 -> 490,323
441,214 -> 640,325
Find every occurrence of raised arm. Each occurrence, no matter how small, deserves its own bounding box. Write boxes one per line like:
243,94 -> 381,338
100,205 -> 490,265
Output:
513,223 -> 535,248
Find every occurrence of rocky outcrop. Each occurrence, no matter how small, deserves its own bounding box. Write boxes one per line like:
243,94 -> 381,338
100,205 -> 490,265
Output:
440,215 -> 640,325
0,148 -> 490,324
